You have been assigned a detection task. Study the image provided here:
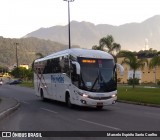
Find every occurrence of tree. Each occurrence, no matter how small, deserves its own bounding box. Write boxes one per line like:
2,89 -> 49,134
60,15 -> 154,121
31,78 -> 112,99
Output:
119,51 -> 148,88
10,67 -> 33,81
10,67 -> 26,79
92,35 -> 121,62
99,35 -> 121,55
137,48 -> 157,58
35,53 -> 44,58
0,66 -> 8,73
149,55 -> 160,84
92,45 -> 101,50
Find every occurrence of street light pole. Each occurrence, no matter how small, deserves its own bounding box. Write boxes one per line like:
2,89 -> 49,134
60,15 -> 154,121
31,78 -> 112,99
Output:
14,42 -> 19,78
64,0 -> 74,49
15,42 -> 19,68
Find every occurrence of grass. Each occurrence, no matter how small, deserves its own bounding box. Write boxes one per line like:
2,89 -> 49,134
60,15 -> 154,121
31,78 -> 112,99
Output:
20,81 -> 34,88
117,86 -> 160,105
19,81 -> 160,106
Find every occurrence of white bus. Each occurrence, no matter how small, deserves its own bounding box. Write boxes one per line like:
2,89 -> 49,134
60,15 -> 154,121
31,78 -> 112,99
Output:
34,48 -> 124,109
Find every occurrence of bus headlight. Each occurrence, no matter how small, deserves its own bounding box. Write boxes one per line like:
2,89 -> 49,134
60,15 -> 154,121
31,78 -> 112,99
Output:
77,92 -> 88,98
82,94 -> 88,98
112,94 -> 116,98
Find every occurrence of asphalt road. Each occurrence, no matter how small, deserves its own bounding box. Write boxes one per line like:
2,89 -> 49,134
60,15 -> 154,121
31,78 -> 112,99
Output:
0,84 -> 160,140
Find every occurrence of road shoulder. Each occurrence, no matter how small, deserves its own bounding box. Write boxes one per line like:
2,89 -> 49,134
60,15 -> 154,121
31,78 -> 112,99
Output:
118,100 -> 160,108
0,97 -> 20,120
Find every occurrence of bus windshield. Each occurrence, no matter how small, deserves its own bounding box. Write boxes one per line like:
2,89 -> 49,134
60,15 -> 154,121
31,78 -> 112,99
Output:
78,58 -> 116,92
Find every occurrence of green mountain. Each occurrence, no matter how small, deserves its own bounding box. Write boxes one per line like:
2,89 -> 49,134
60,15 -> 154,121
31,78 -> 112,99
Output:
0,37 -> 78,68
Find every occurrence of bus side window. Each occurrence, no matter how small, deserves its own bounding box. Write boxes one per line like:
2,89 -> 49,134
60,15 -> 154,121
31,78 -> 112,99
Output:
43,60 -> 48,74
71,64 -> 79,87
60,55 -> 70,76
54,58 -> 61,73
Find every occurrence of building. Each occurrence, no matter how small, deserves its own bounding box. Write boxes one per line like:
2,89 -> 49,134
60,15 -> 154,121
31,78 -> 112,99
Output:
19,64 -> 29,70
117,57 -> 160,84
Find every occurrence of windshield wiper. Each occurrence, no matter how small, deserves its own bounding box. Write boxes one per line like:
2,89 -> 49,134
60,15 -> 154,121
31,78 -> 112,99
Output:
90,76 -> 99,91
80,75 -> 88,90
90,69 -> 107,91
90,70 -> 102,91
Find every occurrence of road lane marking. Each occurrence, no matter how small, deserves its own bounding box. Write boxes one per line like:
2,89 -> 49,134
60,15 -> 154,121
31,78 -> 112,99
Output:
41,108 -> 58,114
78,118 -> 121,130
21,101 -> 30,104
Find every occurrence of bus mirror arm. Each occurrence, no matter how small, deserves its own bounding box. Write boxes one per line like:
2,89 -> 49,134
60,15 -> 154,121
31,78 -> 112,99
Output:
71,61 -> 81,75
116,63 -> 124,76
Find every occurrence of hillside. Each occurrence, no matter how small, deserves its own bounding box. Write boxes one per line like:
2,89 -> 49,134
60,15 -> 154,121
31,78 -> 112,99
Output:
0,37 -> 78,68
25,15 -> 160,51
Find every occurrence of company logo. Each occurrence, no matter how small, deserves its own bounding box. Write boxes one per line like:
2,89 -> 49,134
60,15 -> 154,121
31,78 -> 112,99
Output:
51,75 -> 64,83
2,132 -> 11,137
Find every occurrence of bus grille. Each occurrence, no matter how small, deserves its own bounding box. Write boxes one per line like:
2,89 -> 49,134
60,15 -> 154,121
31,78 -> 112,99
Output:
88,96 -> 112,100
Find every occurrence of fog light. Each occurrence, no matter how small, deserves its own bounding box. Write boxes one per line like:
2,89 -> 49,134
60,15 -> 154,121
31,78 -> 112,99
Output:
81,100 -> 87,104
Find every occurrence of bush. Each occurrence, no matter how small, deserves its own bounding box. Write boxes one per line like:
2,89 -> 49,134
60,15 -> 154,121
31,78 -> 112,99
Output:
10,67 -> 33,80
157,81 -> 160,86
127,78 -> 140,85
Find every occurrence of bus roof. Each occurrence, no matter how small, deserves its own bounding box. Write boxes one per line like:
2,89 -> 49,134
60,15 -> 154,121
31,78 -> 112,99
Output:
35,48 -> 114,62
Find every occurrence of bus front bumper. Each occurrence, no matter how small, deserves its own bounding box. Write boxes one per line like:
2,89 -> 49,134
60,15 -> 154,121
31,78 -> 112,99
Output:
76,96 -> 117,107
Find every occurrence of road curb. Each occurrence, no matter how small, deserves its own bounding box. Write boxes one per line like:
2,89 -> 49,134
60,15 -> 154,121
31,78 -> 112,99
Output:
118,100 -> 160,108
0,99 -> 20,120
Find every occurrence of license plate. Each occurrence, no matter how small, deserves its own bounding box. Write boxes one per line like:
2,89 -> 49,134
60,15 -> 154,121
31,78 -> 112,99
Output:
97,102 -> 103,106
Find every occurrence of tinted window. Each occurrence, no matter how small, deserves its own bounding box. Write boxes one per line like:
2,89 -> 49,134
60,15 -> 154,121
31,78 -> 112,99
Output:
41,56 -> 70,74
60,55 -> 70,75
77,57 -> 116,92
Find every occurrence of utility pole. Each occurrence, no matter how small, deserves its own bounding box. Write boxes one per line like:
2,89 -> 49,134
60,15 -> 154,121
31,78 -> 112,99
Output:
14,42 -> 19,78
15,42 -> 19,68
63,0 -> 74,49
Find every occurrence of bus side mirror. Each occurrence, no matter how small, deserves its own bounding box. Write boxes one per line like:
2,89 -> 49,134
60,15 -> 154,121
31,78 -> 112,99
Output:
116,63 -> 124,76
71,61 -> 80,75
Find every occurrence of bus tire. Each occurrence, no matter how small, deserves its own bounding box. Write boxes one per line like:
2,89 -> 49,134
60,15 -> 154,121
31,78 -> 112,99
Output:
66,93 -> 72,108
40,89 -> 45,101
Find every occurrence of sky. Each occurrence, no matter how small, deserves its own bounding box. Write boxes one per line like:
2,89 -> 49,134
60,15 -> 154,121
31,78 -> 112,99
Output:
0,0 -> 160,38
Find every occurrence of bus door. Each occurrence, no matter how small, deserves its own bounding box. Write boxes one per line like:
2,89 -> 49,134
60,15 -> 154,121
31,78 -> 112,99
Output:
55,74 -> 68,102
51,74 -> 58,100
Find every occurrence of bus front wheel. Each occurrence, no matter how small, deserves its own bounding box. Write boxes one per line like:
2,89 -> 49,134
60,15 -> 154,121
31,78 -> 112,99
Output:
66,94 -> 72,108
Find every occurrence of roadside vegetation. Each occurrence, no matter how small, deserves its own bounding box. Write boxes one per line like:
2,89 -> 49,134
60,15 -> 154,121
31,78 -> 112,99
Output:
20,81 -> 34,88
117,86 -> 160,105
10,67 -> 33,80
118,51 -> 148,88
